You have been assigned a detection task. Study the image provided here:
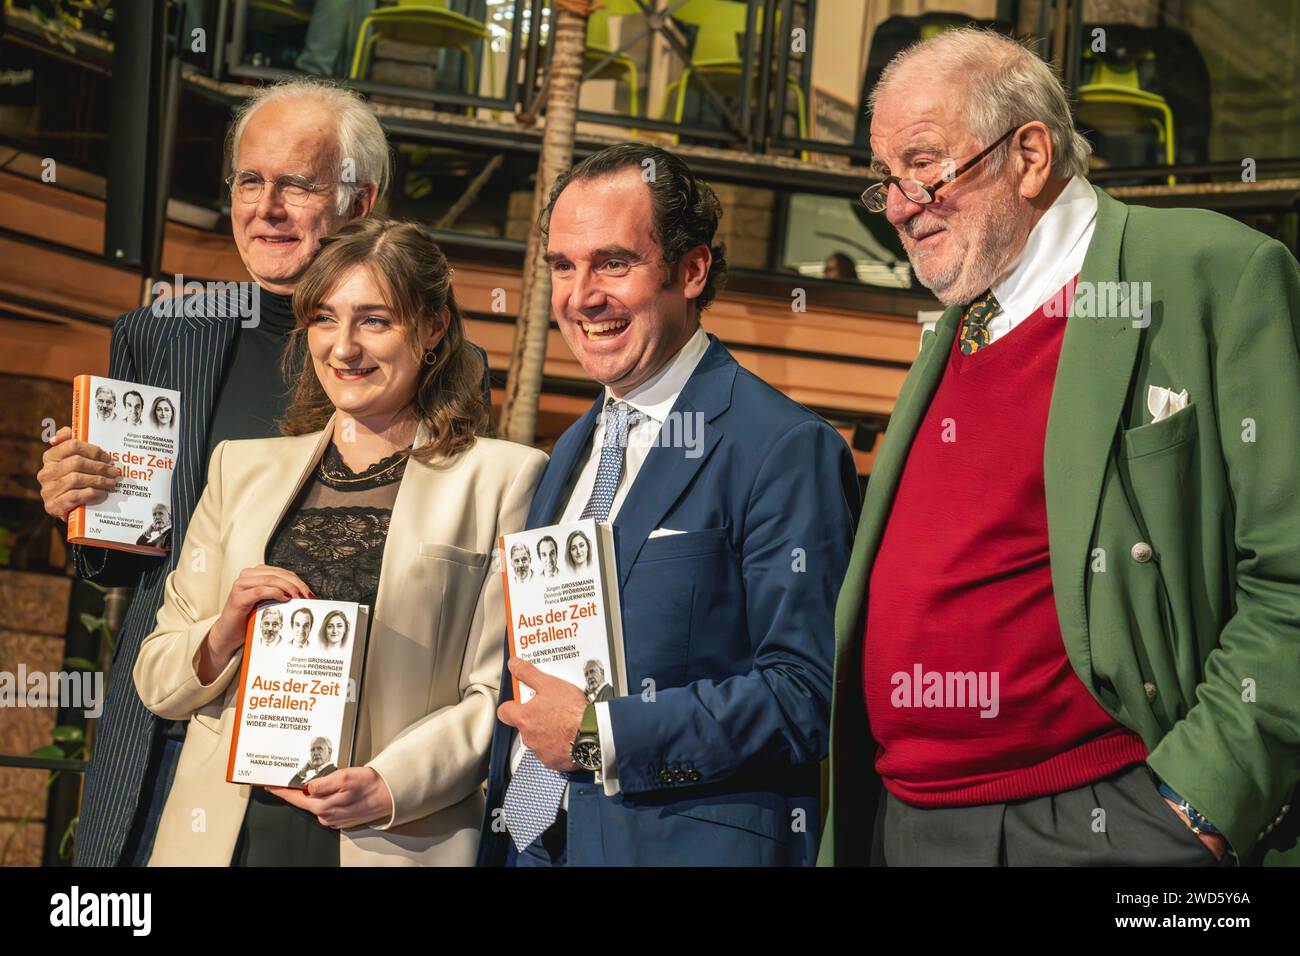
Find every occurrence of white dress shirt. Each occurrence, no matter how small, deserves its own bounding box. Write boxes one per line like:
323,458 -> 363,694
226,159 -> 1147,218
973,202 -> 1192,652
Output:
508,326 -> 712,805
984,175 -> 1098,344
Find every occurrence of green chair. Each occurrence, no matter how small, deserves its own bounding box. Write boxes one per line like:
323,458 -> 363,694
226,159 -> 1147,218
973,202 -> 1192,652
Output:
348,0 -> 496,98
658,0 -> 807,144
1077,50 -> 1176,185
585,0 -> 642,117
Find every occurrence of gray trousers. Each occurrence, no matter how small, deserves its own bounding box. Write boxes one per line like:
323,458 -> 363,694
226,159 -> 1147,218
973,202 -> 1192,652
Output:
875,763 -> 1229,866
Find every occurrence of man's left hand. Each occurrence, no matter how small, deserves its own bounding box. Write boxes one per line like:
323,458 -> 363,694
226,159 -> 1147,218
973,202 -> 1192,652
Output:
268,767 -> 394,829
1164,797 -> 1229,861
497,658 -> 588,771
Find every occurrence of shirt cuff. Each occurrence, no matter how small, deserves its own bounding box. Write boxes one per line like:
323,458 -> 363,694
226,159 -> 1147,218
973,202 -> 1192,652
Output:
595,701 -> 619,796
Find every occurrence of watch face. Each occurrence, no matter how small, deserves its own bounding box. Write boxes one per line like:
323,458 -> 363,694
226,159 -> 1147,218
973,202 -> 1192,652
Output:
571,737 -> 601,772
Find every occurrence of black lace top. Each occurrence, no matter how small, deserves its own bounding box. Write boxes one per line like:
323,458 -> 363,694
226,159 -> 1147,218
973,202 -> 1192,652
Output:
231,442 -> 409,868
264,442 -> 409,608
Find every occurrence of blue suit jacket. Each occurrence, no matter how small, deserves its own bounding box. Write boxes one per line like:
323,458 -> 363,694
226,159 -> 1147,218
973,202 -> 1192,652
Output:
478,336 -> 859,866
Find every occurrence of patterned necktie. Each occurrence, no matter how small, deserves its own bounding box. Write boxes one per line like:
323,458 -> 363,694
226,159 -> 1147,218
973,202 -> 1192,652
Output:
501,398 -> 641,852
958,289 -> 1001,355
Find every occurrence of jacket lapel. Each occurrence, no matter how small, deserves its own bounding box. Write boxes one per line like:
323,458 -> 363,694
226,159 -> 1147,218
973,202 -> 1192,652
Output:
258,414 -> 336,563
834,305 -> 961,650
1044,186 -> 1139,676
612,337 -> 731,589
166,310 -> 238,562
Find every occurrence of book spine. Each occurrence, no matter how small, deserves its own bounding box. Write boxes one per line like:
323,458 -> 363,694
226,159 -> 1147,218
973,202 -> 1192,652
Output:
225,612 -> 258,784
597,523 -> 630,697
66,375 -> 91,542
337,606 -> 369,773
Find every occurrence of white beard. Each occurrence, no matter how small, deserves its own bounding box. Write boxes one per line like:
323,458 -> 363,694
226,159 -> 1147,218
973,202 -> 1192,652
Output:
904,195 -> 1024,307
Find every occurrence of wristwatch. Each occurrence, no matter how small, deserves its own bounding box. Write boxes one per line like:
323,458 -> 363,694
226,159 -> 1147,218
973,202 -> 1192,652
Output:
570,703 -> 601,772
1157,781 -> 1220,836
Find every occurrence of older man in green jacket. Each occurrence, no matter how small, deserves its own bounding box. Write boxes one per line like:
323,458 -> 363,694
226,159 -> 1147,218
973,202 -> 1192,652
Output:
821,28 -> 1299,866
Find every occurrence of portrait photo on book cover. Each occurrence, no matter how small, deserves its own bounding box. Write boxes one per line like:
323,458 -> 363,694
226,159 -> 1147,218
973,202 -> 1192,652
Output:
536,534 -> 561,578
134,502 -> 172,548
565,528 -> 593,573
584,659 -> 614,703
287,736 -> 338,788
91,383 -> 177,434
510,541 -> 535,583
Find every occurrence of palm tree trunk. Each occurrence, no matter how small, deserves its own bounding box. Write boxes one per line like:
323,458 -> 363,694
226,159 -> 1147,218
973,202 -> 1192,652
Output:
500,2 -> 592,445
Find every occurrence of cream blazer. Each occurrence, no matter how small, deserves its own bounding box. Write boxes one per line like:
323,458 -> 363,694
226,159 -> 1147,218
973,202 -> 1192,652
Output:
133,418 -> 547,866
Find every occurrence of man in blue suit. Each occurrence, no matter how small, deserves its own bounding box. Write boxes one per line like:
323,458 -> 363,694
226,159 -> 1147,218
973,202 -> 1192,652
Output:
478,144 -> 859,866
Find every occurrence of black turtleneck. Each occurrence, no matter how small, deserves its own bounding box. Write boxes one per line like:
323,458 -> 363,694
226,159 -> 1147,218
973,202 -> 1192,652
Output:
204,288 -> 302,465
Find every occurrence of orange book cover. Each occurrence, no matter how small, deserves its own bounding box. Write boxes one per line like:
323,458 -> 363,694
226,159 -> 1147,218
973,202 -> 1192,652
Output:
499,519 -> 626,706
226,599 -> 370,788
66,374 -> 180,556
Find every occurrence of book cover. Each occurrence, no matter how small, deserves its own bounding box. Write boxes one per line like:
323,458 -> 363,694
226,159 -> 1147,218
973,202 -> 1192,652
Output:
67,374 -> 181,556
499,518 -> 627,705
226,599 -> 370,789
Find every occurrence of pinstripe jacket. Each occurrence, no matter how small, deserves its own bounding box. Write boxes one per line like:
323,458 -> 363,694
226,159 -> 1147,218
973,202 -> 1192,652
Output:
73,292 -> 492,866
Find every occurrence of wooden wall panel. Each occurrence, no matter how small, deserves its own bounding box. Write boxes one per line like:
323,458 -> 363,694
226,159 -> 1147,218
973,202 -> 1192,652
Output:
1,171 -> 914,473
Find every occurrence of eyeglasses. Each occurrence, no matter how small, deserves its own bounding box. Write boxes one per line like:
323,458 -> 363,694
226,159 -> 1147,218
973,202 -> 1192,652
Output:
225,171 -> 338,207
859,126 -> 1020,213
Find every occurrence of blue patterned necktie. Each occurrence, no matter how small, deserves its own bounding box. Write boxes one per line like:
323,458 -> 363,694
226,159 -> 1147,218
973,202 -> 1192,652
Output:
502,398 -> 641,852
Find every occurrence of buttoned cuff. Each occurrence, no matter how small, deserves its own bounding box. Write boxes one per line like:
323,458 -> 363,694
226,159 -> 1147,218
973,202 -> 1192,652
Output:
595,701 -> 619,796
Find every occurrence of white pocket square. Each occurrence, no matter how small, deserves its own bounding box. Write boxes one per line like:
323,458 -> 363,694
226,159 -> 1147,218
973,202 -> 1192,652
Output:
648,528 -> 686,539
1147,385 -> 1189,424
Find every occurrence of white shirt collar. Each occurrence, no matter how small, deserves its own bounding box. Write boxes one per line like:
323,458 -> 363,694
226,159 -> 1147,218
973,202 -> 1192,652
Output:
991,175 -> 1097,321
603,325 -> 710,424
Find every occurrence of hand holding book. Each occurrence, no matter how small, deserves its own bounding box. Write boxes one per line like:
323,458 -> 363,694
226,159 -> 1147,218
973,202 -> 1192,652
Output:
267,767 -> 395,829
62,375 -> 181,555
38,425 -> 121,520
497,657 -> 589,772
198,565 -> 314,684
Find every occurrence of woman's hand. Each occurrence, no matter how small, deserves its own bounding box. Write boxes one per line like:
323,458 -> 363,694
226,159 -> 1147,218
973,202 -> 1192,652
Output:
197,565 -> 313,683
267,767 -> 395,830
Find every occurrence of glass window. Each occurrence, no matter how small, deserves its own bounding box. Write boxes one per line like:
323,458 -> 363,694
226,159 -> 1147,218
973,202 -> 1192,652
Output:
779,192 -> 913,288
1080,0 -> 1298,167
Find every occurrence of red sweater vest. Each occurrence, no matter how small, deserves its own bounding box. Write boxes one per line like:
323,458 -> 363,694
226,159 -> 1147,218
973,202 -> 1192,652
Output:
863,279 -> 1147,807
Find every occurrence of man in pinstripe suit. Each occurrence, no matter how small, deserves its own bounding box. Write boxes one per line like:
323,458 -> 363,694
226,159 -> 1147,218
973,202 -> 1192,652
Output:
37,79 -> 401,866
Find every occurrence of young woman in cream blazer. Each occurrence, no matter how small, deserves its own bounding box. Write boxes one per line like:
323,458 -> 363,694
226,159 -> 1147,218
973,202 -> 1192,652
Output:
133,220 -> 546,866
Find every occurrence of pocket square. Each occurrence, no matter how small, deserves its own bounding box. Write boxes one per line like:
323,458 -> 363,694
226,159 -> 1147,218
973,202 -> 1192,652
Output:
648,528 -> 686,539
1147,385 -> 1189,424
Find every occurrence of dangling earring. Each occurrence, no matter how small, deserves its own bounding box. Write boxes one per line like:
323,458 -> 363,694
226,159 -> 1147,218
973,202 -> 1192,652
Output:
423,348 -> 438,365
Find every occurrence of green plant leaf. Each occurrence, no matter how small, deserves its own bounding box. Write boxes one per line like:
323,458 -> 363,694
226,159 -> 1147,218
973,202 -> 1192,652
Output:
28,744 -> 63,760
59,816 -> 79,860
52,725 -> 84,743
62,656 -> 97,672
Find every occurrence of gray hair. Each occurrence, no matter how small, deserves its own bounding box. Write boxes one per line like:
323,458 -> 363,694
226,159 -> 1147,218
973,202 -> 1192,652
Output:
226,78 -> 392,215
868,28 -> 1091,180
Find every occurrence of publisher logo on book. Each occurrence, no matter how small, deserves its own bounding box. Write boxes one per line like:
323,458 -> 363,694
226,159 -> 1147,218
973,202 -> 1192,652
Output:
150,274 -> 261,328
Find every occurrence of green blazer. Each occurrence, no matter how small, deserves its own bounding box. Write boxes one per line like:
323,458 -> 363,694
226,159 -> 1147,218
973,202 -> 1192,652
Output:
819,186 -> 1300,866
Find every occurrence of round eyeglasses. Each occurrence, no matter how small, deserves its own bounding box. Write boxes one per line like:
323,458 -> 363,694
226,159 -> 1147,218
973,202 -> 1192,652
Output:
860,126 -> 1019,213
225,171 -> 338,207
